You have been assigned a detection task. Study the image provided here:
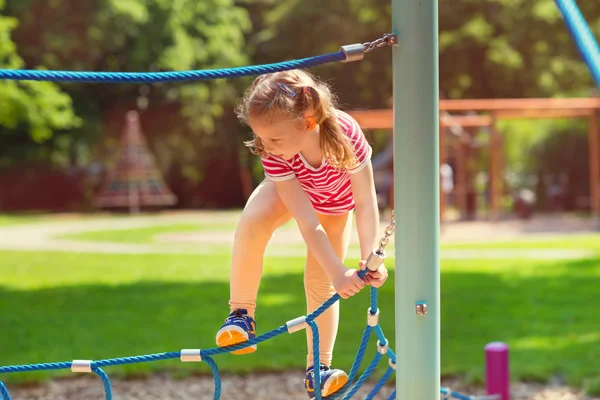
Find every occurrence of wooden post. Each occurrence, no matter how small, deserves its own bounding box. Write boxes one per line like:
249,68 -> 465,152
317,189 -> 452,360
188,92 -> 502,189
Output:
453,139 -> 468,220
589,111 -> 600,227
488,114 -> 501,221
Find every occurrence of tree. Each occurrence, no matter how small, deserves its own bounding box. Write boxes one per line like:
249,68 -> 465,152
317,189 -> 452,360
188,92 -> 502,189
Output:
4,0 -> 252,174
438,0 -> 600,99
0,0 -> 80,168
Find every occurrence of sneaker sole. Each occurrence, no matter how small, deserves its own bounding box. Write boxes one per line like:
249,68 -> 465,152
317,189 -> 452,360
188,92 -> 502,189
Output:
216,327 -> 256,355
322,371 -> 349,397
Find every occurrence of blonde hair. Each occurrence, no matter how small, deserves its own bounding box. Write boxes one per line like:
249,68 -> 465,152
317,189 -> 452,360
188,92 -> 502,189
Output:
235,69 -> 359,172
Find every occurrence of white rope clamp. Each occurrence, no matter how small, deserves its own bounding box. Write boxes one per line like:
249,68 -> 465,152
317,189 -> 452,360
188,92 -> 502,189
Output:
367,308 -> 380,327
71,360 -> 93,373
377,339 -> 389,355
286,316 -> 308,334
388,358 -> 396,370
180,349 -> 202,362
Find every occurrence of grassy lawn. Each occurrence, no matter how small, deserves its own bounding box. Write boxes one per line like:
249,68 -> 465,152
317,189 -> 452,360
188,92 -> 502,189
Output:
57,223 -> 236,243
58,223 -> 600,258
0,250 -> 599,395
441,234 -> 600,253
0,214 -> 43,227
56,220 -> 298,244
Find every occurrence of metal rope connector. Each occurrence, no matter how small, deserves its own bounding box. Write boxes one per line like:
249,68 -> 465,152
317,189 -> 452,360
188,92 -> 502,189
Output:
367,308 -> 380,326
340,33 -> 397,63
377,339 -> 389,355
340,43 -> 366,63
180,349 -> 202,362
286,316 -> 308,333
364,248 -> 386,271
71,360 -> 93,373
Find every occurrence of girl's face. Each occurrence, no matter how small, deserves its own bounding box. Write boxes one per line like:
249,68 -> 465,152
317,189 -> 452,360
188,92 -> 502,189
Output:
249,114 -> 315,160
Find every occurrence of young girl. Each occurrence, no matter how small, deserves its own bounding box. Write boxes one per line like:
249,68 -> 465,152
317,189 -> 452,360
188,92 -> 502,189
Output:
215,69 -> 388,398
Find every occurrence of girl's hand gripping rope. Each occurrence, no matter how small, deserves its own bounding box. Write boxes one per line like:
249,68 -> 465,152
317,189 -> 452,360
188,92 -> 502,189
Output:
359,260 -> 388,288
332,268 -> 365,299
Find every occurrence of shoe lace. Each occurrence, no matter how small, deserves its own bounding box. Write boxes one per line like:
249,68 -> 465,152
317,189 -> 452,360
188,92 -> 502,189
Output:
225,309 -> 246,323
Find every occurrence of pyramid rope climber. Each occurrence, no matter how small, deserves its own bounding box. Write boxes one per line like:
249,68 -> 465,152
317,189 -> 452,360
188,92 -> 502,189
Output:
94,110 -> 178,213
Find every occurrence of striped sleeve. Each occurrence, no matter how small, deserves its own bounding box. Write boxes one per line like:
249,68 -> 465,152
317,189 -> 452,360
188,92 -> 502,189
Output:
261,155 -> 295,181
338,111 -> 373,174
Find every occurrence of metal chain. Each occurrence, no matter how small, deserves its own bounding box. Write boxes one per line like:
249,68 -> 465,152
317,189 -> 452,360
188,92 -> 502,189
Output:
376,210 -> 395,254
362,33 -> 397,53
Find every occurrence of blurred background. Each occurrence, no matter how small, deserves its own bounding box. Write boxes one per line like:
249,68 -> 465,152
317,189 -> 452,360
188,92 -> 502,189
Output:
1,1 -> 600,399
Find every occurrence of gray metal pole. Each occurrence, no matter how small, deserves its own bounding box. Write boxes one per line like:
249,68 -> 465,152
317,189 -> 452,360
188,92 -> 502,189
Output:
392,0 -> 440,398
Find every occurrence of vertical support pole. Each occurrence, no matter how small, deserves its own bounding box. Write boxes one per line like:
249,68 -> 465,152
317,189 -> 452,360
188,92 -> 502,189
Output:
485,342 -> 511,400
588,112 -> 600,228
393,0 -> 440,398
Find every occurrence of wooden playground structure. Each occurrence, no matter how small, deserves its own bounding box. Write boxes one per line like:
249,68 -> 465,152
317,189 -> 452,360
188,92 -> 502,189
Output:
349,97 -> 600,223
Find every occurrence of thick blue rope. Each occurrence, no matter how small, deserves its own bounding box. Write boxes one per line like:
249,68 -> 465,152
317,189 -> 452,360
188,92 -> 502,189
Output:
365,366 -> 395,400
554,0 -> 600,87
341,352 -> 383,399
0,382 -> 9,400
0,285 -> 474,400
202,356 -> 221,400
308,320 -> 322,400
93,367 -> 113,400
0,53 -> 346,83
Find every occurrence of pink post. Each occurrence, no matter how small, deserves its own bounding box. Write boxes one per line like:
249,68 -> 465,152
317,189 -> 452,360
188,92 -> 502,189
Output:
485,342 -> 510,400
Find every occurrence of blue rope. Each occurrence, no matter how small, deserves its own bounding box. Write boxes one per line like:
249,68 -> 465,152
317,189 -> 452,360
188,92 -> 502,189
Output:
327,326 -> 373,400
0,381 -> 10,400
441,387 -> 474,400
554,0 -> 600,87
365,366 -> 395,400
341,352 -> 383,399
0,53 -> 346,83
370,285 -> 378,314
0,361 -> 71,374
0,284 -> 478,400
387,388 -> 396,400
308,320 -> 322,400
93,367 -> 113,400
202,356 -> 221,400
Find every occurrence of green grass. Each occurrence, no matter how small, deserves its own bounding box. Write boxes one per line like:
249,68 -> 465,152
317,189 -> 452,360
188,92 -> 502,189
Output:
440,234 -> 600,253
0,250 -> 599,394
0,214 -> 43,227
57,223 -> 234,243
58,223 -> 600,256
57,220 -> 297,244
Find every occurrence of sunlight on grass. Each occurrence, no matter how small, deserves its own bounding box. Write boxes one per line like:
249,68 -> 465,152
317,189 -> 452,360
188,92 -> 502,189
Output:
0,250 -> 598,389
512,333 -> 600,351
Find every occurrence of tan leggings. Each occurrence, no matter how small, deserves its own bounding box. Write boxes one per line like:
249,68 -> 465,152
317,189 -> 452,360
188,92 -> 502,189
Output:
229,179 -> 353,368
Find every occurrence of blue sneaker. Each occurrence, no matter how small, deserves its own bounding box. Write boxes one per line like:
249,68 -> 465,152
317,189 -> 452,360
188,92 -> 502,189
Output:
215,309 -> 257,355
304,364 -> 348,398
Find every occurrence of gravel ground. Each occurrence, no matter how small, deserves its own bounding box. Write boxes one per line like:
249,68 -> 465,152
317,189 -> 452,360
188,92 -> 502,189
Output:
4,373 -> 595,400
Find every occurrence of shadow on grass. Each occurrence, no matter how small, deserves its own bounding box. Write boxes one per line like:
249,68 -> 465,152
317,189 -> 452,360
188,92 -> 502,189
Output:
1,257 -> 599,391
0,273 -> 396,388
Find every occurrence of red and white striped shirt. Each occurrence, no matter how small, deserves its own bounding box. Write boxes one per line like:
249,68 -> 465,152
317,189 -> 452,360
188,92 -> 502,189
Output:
261,110 -> 372,215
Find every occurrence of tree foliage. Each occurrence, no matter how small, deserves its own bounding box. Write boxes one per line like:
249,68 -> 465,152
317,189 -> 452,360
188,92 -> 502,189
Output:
3,0 -> 251,172
2,0 -> 600,204
0,0 -> 80,168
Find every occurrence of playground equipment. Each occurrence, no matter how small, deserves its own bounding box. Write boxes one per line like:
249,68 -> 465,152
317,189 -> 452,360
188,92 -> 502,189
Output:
95,111 -> 178,214
351,97 -> 600,223
0,0 -> 599,398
